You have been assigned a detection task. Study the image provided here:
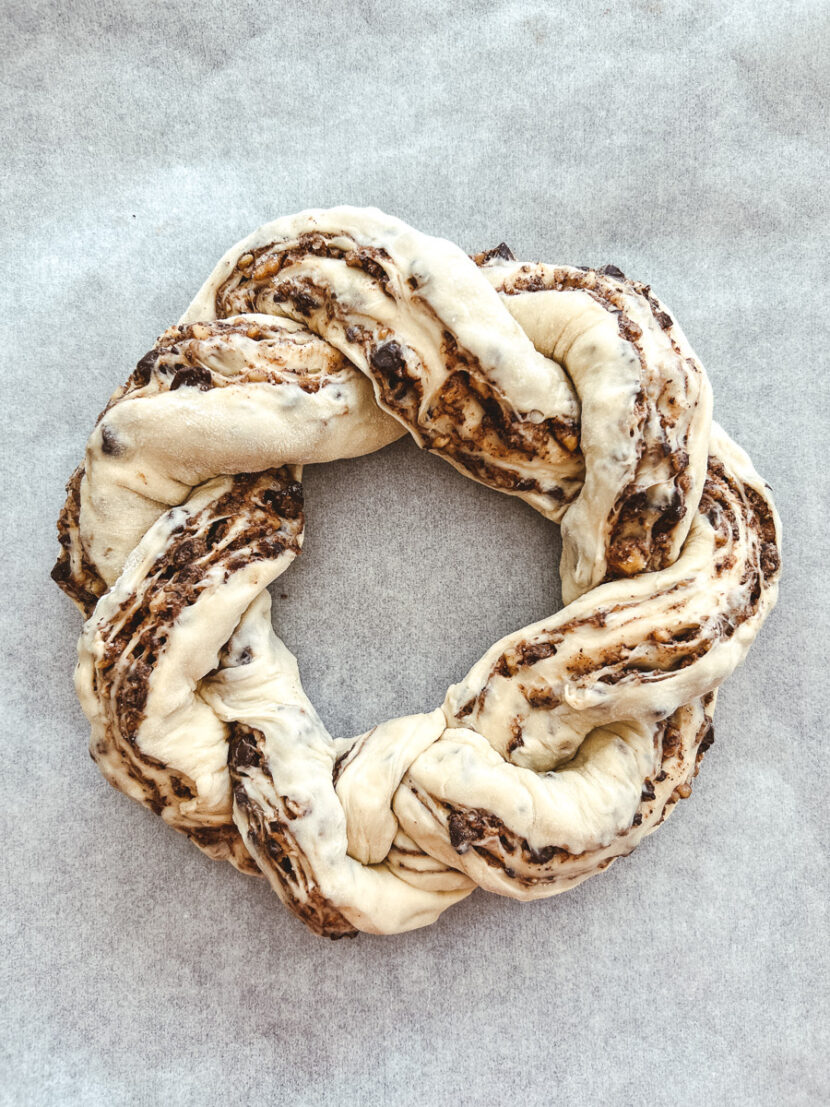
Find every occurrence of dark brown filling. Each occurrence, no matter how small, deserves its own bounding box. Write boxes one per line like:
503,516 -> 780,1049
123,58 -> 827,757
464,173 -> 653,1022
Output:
51,465 -> 108,615
493,262 -> 700,579
52,318 -> 344,610
453,457 -> 778,722
229,724 -> 357,939
98,470 -> 303,740
436,706 -> 713,887
55,237 -> 777,914
77,469 -> 303,866
218,233 -> 394,309
213,234 -> 584,511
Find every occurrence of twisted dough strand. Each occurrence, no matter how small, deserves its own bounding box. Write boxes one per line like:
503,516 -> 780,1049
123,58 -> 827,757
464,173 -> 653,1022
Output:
54,207 -> 780,936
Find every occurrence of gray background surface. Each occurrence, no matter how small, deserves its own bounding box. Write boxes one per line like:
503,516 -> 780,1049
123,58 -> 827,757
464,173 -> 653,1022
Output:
2,1 -> 828,1104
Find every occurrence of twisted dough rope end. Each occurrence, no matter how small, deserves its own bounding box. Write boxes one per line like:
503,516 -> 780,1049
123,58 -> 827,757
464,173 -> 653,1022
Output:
53,207 -> 781,937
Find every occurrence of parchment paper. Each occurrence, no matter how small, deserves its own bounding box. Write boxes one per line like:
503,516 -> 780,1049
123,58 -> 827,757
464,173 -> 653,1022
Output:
2,2 -> 828,1104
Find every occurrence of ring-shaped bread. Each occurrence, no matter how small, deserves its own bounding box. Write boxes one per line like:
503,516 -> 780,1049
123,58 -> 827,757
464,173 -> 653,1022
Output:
53,208 -> 780,936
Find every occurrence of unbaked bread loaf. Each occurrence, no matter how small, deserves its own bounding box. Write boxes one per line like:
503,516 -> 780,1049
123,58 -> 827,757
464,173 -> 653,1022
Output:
53,208 -> 780,936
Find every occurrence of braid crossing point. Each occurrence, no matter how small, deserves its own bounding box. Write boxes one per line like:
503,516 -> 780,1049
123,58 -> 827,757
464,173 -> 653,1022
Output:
53,208 -> 781,937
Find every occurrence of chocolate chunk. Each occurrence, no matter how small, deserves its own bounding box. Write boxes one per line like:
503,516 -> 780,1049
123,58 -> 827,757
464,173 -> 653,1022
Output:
292,289 -> 319,316
472,242 -> 516,266
518,640 -> 557,666
205,519 -> 229,548
697,721 -> 715,755
170,366 -> 213,391
506,730 -> 524,755
760,543 -> 780,577
526,843 -> 562,865
231,729 -> 264,770
132,348 -> 158,386
261,480 -> 303,519
600,263 -> 626,279
670,450 -> 690,477
100,425 -> 124,456
448,812 -> 473,853
525,687 -> 559,709
370,341 -> 406,375
170,777 -> 194,800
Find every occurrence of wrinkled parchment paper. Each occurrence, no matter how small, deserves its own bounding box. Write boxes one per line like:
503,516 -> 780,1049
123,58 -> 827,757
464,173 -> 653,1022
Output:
2,2 -> 828,1103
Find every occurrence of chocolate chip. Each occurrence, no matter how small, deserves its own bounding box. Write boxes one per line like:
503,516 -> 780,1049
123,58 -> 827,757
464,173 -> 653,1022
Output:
600,264 -> 626,279
370,341 -> 406,374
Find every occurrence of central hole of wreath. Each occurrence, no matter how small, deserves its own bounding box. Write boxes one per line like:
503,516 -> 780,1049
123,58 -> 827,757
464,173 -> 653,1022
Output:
270,436 -> 563,739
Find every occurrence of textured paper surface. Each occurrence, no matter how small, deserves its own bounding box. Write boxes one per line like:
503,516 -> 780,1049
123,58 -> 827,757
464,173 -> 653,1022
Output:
2,1 -> 828,1104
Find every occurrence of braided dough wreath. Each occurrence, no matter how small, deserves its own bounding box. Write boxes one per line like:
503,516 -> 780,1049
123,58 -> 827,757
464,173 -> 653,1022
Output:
53,208 -> 781,937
